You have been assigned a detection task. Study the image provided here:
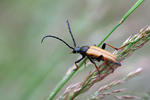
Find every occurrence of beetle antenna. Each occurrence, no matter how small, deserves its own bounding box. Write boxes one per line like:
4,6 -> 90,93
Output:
66,20 -> 77,47
41,35 -> 74,49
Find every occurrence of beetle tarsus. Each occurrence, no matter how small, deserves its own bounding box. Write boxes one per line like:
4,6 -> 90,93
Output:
74,56 -> 85,71
73,63 -> 79,71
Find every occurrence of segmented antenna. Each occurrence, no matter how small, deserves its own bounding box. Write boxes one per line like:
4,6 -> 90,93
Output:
41,35 -> 74,49
66,20 -> 77,47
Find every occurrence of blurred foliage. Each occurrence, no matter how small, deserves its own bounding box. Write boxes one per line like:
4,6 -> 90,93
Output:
0,0 -> 150,100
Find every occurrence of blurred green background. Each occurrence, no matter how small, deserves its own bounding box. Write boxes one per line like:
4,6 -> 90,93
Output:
0,0 -> 150,100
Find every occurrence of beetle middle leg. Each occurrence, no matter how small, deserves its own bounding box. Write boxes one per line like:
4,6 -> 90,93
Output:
97,55 -> 103,62
74,56 -> 85,70
88,57 -> 100,73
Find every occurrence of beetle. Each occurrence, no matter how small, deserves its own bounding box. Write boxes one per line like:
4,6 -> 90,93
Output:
41,20 -> 122,72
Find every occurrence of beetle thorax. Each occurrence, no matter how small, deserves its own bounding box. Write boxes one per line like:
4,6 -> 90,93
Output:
72,46 -> 89,55
79,46 -> 89,55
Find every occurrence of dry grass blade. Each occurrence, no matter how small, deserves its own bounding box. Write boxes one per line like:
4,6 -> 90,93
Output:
89,68 -> 143,100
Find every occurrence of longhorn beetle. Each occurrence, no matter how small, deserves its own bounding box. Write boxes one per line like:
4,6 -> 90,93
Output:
41,20 -> 123,72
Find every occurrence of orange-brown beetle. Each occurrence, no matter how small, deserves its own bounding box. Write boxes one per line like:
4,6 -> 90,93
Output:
41,20 -> 122,72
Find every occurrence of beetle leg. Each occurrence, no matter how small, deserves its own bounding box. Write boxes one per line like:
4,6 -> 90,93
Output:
118,43 -> 129,50
101,43 -> 106,49
97,55 -> 103,62
102,43 -> 118,50
74,56 -> 85,70
88,57 -> 100,73
103,57 -> 108,65
102,43 -> 128,50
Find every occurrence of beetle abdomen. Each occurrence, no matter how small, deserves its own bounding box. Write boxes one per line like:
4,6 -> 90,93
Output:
86,46 -> 118,63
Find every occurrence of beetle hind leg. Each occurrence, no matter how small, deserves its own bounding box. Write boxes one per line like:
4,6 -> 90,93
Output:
102,43 -> 106,49
102,43 -> 118,50
102,43 -> 129,50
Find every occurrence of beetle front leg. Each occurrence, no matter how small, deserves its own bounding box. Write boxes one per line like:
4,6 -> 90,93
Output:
74,56 -> 85,70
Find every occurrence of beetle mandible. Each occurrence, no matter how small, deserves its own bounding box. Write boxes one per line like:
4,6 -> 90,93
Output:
41,20 -> 123,72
